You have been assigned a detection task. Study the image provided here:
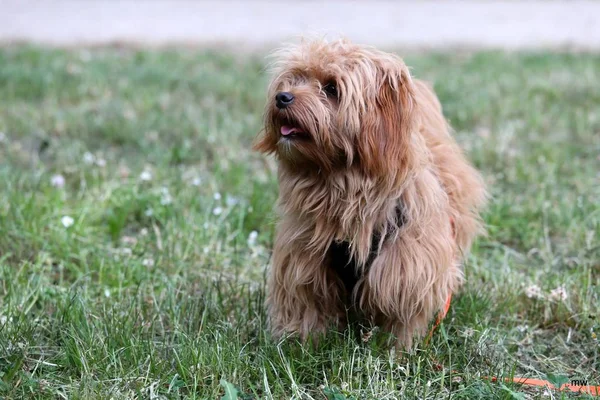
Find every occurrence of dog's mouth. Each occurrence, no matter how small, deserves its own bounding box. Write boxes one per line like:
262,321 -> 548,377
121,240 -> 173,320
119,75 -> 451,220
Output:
277,117 -> 309,140
280,125 -> 304,137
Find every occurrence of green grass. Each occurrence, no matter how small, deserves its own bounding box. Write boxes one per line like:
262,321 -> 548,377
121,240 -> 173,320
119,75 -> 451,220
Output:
0,46 -> 599,399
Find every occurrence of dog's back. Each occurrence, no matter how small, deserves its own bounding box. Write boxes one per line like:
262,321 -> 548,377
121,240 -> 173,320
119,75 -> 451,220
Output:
414,79 -> 488,252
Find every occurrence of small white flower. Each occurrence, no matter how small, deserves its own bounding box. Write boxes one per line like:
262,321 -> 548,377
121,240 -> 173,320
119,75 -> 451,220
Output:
203,246 -> 210,254
203,222 -> 209,229
95,158 -> 106,168
142,258 -> 154,267
144,208 -> 154,217
104,289 -> 111,298
139,170 -> 152,181
212,207 -> 223,216
549,286 -> 568,301
525,284 -> 544,300
123,109 -> 136,120
461,327 -> 475,338
516,325 -> 529,333
226,196 -> 239,207
83,152 -> 95,164
192,177 -> 202,186
61,216 -> 74,228
161,195 -> 172,205
120,248 -> 132,257
51,174 -> 65,188
341,382 -> 349,390
139,228 -> 149,236
213,192 -> 221,201
121,236 -> 137,245
247,230 -> 258,246
160,187 -> 172,205
0,315 -> 7,325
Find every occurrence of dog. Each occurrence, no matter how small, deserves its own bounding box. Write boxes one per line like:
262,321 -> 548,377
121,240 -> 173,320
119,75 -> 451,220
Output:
253,38 -> 487,348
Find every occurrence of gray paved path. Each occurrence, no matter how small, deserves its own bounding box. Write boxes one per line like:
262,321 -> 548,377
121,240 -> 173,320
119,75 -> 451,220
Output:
1,1 -> 600,49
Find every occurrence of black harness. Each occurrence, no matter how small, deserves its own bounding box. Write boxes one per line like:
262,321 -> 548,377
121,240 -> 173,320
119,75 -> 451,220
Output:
327,206 -> 405,299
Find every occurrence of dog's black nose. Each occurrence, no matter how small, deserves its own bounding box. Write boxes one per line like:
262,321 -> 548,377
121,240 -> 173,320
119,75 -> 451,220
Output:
275,92 -> 294,109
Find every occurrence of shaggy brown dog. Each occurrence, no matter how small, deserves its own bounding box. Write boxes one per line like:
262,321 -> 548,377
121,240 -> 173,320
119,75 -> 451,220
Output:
253,39 -> 486,348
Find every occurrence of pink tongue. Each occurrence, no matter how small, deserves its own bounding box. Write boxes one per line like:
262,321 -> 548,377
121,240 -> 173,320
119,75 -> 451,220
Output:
280,125 -> 297,136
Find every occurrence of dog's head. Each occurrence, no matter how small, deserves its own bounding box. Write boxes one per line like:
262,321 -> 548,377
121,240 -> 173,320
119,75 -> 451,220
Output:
253,39 -> 418,177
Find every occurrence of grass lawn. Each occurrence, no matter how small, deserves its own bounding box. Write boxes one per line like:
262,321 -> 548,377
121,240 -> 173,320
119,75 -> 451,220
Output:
0,46 -> 598,399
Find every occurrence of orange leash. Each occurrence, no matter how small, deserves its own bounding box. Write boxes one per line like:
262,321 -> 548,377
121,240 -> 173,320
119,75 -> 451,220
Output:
423,293 -> 453,346
488,376 -> 599,396
427,294 -> 599,396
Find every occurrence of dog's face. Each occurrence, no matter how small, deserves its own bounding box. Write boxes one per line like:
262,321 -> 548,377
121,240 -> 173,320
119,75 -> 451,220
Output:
254,39 -> 417,177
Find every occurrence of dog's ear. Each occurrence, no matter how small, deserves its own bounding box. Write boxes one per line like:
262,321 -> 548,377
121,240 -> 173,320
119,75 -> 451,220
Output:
358,60 -> 417,178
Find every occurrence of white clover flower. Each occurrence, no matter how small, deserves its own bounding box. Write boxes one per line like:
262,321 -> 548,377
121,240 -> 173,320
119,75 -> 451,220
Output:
160,195 -> 172,205
83,152 -> 95,164
51,174 -> 66,188
549,286 -> 568,301
203,246 -> 210,254
213,207 -> 223,216
192,177 -> 202,186
144,208 -> 154,217
226,196 -> 239,207
139,170 -> 152,181
104,289 -> 111,298
160,187 -> 172,205
461,327 -> 475,338
139,228 -> 149,236
121,236 -> 137,245
142,258 -> 154,267
525,284 -> 544,299
61,216 -> 74,228
247,230 -> 258,246
516,325 -> 529,333
213,192 -> 222,201
95,158 -> 106,168
123,109 -> 136,120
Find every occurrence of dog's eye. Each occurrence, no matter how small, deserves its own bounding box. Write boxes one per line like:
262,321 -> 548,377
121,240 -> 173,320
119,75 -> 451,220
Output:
323,82 -> 338,98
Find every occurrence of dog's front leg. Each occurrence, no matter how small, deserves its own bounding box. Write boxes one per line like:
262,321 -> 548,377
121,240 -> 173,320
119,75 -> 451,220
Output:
266,218 -> 344,342
361,170 -> 462,349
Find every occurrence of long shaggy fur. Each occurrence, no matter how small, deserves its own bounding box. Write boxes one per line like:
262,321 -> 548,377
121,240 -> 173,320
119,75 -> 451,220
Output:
254,38 -> 487,348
